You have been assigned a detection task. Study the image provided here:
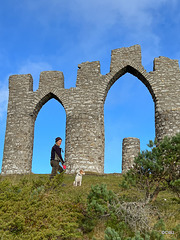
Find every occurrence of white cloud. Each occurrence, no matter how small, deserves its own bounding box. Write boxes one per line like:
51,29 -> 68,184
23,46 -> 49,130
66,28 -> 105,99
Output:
64,0 -> 178,70
0,60 -> 53,121
20,0 -> 177,34
67,0 -> 177,30
18,60 -> 53,91
14,0 -> 179,72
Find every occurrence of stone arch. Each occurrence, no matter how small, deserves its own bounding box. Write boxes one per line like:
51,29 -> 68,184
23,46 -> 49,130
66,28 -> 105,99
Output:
31,91 -> 67,171
32,91 -> 66,121
103,65 -> 156,105
103,68 -> 155,172
32,93 -> 66,173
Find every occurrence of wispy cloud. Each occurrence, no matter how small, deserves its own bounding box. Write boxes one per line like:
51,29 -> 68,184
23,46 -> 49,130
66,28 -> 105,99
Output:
27,0 -> 172,29
17,60 -> 53,91
62,0 -> 179,68
0,60 -> 52,122
9,0 -> 178,73
20,1 -> 177,43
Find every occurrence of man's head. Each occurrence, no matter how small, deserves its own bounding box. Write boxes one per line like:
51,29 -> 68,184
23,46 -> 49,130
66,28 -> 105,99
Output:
55,137 -> 62,146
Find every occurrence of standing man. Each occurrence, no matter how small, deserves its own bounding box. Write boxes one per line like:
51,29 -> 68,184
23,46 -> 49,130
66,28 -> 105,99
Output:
50,137 -> 65,179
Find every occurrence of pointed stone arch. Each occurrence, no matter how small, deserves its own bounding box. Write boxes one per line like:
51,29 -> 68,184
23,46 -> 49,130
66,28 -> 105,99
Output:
32,93 -> 66,174
32,91 -> 66,121
103,69 -> 155,173
103,64 -> 156,105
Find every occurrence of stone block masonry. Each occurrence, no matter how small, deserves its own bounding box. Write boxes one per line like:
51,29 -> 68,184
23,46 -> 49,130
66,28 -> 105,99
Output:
1,45 -> 180,175
122,138 -> 140,173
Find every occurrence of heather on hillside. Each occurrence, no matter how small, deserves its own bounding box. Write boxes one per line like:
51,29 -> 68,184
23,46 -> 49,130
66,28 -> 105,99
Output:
0,173 -> 179,239
0,134 -> 179,239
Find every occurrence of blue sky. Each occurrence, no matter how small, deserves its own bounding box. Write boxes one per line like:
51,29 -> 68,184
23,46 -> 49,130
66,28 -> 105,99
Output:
0,0 -> 180,174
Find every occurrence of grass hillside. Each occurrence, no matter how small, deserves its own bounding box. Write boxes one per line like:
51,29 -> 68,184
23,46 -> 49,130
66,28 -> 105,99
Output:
0,172 -> 179,240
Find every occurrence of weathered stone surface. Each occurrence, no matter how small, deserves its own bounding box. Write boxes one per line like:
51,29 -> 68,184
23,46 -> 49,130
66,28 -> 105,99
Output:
122,138 -> 140,173
1,45 -> 180,175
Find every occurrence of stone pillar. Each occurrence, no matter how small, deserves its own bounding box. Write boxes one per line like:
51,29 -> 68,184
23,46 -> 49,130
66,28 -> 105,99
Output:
155,109 -> 180,142
122,137 -> 140,173
1,74 -> 34,175
153,57 -> 180,142
64,60 -> 104,174
65,112 -> 104,174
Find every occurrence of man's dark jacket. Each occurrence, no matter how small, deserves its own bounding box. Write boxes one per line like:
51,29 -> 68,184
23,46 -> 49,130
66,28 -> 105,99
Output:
51,144 -> 64,164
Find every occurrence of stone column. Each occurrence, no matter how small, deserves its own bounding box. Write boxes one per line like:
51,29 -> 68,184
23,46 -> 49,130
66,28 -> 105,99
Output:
64,61 -> 105,174
65,112 -> 104,174
155,109 -> 180,142
122,137 -> 140,173
1,74 -> 34,175
153,57 -> 180,142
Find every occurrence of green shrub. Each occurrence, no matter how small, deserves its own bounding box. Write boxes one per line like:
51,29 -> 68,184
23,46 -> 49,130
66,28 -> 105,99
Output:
105,227 -> 121,240
0,174 -> 83,240
87,184 -> 116,216
82,184 -> 117,233
120,133 -> 180,204
0,172 -> 178,239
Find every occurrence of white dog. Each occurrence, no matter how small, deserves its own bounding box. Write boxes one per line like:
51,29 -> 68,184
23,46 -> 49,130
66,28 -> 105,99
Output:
73,169 -> 85,186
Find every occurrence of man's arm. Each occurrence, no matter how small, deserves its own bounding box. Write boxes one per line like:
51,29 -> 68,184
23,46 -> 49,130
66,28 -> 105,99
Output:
51,147 -> 55,160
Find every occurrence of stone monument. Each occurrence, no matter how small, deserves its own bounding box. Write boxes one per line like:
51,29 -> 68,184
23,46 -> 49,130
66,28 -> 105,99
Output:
1,45 -> 180,175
